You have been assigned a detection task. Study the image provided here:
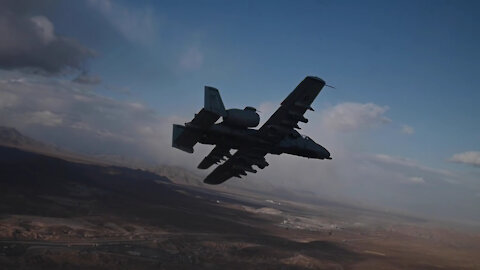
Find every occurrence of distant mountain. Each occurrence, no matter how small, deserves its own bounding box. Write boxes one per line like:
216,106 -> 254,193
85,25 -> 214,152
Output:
0,126 -> 109,166
151,165 -> 204,186
0,127 -> 207,187
0,126 -> 47,149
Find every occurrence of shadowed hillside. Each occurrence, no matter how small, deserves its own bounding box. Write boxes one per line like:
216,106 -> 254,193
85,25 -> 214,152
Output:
0,145 -> 371,269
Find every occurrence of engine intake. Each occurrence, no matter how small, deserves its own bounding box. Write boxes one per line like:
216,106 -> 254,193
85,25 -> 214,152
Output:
223,107 -> 260,128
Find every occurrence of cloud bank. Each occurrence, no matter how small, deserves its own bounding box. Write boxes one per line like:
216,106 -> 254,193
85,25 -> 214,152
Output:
322,102 -> 391,132
255,100 -> 479,223
87,0 -> 158,45
450,151 -> 480,167
0,1 -> 95,74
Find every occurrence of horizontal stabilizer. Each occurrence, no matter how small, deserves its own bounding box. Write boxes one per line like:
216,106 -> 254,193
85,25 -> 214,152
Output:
172,124 -> 199,153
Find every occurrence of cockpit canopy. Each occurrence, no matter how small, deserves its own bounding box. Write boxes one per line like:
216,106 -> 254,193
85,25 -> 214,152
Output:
301,134 -> 311,140
289,130 -> 311,140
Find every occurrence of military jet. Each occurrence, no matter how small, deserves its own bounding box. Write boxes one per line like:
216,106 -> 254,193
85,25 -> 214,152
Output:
172,76 -> 331,184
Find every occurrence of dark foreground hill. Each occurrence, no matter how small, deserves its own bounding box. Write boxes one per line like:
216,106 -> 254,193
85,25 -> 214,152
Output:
0,146 -> 363,269
0,145 -> 269,234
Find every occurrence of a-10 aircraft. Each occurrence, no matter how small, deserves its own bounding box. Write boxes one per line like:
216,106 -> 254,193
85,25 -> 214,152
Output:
172,76 -> 331,185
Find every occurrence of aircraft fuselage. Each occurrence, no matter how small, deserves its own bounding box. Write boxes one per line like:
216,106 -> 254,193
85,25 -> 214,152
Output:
188,123 -> 331,160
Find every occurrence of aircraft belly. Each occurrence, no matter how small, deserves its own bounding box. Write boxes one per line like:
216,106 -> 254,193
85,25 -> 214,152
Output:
197,130 -> 243,149
200,125 -> 264,148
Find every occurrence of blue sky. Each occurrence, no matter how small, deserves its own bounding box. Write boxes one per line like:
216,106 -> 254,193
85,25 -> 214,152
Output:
0,0 -> 479,222
73,0 -> 479,168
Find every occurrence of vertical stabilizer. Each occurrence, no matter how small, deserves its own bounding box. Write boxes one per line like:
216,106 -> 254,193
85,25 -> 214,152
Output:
204,86 -> 226,117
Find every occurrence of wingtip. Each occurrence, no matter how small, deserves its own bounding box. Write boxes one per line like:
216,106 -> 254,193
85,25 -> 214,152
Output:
204,86 -> 219,92
306,76 -> 325,83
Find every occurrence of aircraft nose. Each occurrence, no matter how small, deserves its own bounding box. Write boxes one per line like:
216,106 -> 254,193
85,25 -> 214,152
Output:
318,144 -> 331,159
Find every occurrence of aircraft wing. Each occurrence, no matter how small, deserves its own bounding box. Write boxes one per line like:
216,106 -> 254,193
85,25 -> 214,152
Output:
258,76 -> 326,142
203,148 -> 269,185
198,145 -> 232,169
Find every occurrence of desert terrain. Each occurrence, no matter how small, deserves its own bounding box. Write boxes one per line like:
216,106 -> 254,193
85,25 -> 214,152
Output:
0,129 -> 479,269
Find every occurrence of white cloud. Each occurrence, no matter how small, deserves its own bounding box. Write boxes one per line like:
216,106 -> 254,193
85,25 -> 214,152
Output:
0,7 -> 95,74
450,151 -> 480,167
28,111 -> 63,127
87,0 -> 158,45
0,91 -> 18,108
0,73 -> 208,167
128,102 -> 148,111
30,16 -> 55,45
322,102 -> 391,132
371,153 -> 455,180
408,176 -> 425,184
257,102 -> 278,126
401,124 -> 414,135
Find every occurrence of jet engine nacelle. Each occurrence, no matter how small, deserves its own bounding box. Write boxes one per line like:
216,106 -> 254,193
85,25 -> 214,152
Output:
223,107 -> 260,128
